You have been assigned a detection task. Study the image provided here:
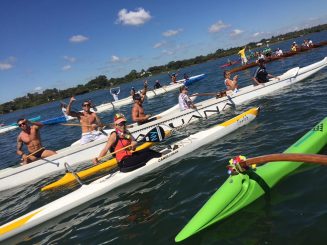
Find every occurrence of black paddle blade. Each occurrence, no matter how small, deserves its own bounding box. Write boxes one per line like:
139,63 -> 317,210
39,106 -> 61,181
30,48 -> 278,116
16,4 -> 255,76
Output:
137,126 -> 165,142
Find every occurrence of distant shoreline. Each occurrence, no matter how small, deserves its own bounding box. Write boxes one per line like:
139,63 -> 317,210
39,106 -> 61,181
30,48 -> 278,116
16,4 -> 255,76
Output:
1,23 -> 327,114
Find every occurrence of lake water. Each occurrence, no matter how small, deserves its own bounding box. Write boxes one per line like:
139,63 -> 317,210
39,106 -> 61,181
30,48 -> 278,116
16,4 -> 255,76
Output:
0,31 -> 327,244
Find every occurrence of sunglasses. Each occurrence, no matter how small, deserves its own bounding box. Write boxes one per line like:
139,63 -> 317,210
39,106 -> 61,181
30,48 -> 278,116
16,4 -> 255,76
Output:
19,122 -> 26,127
116,121 -> 126,126
83,104 -> 91,107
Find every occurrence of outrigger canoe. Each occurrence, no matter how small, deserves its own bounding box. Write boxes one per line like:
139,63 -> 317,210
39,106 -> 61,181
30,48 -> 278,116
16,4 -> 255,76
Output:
0,107 -> 259,242
175,116 -> 327,242
93,74 -> 206,113
0,58 -> 325,192
228,40 -> 327,73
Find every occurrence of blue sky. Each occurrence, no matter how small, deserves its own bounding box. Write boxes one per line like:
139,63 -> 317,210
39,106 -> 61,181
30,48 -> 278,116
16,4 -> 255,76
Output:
1,0 -> 327,103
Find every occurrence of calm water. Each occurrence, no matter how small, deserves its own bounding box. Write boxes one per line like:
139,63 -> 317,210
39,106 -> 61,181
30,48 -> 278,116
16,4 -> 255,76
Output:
1,31 -> 327,245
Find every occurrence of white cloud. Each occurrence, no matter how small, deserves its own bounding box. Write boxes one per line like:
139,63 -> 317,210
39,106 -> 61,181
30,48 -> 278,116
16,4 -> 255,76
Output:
162,29 -> 183,37
154,41 -> 166,48
69,35 -> 89,43
0,63 -> 13,70
208,21 -> 229,33
63,56 -> 76,63
62,65 -> 72,71
230,29 -> 244,36
111,55 -> 120,62
0,56 -> 16,71
116,8 -> 151,26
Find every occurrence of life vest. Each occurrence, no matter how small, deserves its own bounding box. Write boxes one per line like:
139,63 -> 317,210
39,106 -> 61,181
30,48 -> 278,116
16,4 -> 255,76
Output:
110,130 -> 133,162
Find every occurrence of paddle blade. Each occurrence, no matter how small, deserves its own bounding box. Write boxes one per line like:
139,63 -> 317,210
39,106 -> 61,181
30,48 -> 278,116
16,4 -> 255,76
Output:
137,126 -> 165,143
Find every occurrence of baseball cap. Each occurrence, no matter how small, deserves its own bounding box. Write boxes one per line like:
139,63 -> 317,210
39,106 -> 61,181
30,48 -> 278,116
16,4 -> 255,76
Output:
114,113 -> 127,124
133,93 -> 142,101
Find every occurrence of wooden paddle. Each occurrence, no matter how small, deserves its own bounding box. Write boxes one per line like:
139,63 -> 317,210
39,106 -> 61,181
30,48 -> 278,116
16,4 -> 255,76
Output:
191,91 -> 227,98
94,126 -> 166,163
240,153 -> 327,167
20,147 -> 45,165
26,147 -> 45,158
61,123 -> 135,129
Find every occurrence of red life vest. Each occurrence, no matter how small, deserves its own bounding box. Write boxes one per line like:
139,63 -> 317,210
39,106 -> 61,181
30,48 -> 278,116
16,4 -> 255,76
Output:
112,131 -> 133,162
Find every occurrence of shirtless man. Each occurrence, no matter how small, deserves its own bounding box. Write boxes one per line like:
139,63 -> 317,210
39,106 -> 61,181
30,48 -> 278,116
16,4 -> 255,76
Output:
132,94 -> 157,125
16,119 -> 56,165
66,96 -> 105,145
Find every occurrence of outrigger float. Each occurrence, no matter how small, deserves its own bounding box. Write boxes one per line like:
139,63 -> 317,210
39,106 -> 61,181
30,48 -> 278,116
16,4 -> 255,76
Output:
175,116 -> 327,242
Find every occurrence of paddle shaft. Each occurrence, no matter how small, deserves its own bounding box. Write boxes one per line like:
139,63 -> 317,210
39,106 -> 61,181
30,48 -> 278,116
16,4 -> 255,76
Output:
242,153 -> 327,167
26,147 -> 45,158
61,123 -> 134,129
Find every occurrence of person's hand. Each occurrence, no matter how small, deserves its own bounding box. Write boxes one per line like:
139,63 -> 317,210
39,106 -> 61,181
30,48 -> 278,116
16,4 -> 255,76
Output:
146,114 -> 152,120
92,157 -> 99,165
70,96 -> 76,103
91,123 -> 98,130
21,154 -> 28,164
233,75 -> 239,81
130,141 -> 137,151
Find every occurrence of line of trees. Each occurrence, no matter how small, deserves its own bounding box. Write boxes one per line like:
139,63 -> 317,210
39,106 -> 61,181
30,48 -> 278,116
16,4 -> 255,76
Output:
1,23 -> 327,114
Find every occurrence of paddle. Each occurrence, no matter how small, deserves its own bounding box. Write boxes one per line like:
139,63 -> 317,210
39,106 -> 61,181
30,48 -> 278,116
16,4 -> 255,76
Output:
61,123 -> 135,128
228,153 -> 327,174
241,153 -> 327,167
190,91 -> 227,98
20,147 -> 45,165
91,126 -> 165,164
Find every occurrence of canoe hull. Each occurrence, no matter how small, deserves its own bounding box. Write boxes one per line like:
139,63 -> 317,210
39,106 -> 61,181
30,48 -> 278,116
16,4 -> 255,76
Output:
0,108 -> 259,241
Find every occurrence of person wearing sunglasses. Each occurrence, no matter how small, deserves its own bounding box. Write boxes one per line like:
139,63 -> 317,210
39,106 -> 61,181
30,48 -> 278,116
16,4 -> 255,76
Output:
16,119 -> 56,165
66,96 -> 105,145
93,113 -> 161,172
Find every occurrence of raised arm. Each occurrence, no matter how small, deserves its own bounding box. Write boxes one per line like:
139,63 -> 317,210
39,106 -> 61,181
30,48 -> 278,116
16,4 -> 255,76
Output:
66,97 -> 81,117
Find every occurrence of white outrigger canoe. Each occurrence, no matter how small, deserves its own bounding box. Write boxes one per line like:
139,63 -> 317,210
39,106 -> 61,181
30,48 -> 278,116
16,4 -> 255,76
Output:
0,58 -> 325,192
0,107 -> 259,242
94,74 -> 206,113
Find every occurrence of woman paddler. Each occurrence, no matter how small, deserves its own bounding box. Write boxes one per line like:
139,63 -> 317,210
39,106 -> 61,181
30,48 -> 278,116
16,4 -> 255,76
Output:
93,113 -> 161,172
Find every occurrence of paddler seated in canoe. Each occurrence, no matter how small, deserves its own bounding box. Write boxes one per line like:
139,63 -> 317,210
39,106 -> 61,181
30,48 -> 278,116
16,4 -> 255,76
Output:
153,80 -> 162,89
179,85 -> 196,111
110,87 -> 120,101
93,113 -> 161,172
291,41 -> 298,52
223,71 -> 239,92
169,72 -> 178,83
16,118 -> 56,165
130,87 -> 136,97
66,96 -> 106,145
252,58 -> 280,86
132,93 -> 159,125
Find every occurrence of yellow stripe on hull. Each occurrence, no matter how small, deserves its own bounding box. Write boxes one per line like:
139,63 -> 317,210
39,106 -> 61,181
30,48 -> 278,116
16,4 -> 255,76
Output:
219,107 -> 259,127
42,142 -> 155,191
0,210 -> 42,235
